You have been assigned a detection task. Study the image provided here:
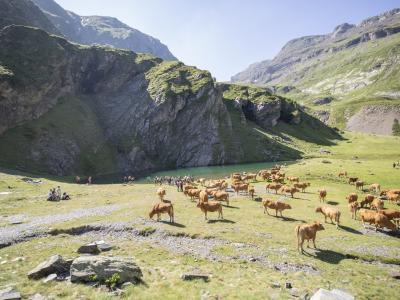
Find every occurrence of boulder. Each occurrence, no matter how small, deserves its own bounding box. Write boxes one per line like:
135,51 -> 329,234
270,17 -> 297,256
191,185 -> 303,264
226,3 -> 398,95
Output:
27,255 -> 71,280
313,97 -> 333,106
70,256 -> 142,284
310,288 -> 354,300
0,287 -> 21,300
77,244 -> 100,255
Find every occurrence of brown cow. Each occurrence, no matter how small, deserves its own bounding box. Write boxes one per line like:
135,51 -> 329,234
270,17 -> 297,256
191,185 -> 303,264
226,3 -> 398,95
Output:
295,222 -> 325,253
248,186 -> 255,199
318,189 -> 327,203
369,183 -> 380,193
348,177 -> 358,185
294,182 -> 310,193
211,190 -> 229,206
197,200 -> 223,220
287,176 -> 300,183
360,194 -> 375,208
262,199 -> 292,217
233,183 -> 249,195
380,209 -> 400,221
386,191 -> 400,203
359,209 -> 396,231
184,185 -> 196,192
266,183 -> 282,194
370,198 -> 384,211
242,173 -> 257,182
348,202 -> 359,219
346,193 -> 358,203
156,187 -> 166,201
199,190 -> 208,203
149,202 -> 174,223
355,181 -> 364,190
281,186 -> 300,198
338,171 -> 347,178
184,189 -> 201,201
315,206 -> 341,228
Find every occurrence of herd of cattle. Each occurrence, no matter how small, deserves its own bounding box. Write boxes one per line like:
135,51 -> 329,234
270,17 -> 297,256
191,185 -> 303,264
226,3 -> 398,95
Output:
148,165 -> 400,254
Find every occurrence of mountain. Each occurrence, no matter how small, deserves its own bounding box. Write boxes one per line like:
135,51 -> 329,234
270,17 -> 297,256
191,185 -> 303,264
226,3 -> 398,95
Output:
231,8 -> 400,135
31,0 -> 176,60
0,0 -> 59,34
0,25 -> 338,177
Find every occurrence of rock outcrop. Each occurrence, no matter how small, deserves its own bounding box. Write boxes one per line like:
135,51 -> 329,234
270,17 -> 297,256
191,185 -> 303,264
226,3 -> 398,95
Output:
31,0 -> 176,60
27,255 -> 71,279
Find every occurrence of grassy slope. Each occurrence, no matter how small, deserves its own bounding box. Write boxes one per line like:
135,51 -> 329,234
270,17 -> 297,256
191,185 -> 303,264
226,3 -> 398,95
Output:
278,34 -> 400,128
0,132 -> 399,299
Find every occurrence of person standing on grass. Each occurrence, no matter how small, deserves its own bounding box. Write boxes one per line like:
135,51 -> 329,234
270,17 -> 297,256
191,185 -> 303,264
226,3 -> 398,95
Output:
56,186 -> 62,200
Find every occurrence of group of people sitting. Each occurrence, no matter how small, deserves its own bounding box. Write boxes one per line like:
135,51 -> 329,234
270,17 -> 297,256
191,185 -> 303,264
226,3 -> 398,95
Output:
47,186 -> 70,201
152,175 -> 194,186
123,175 -> 136,183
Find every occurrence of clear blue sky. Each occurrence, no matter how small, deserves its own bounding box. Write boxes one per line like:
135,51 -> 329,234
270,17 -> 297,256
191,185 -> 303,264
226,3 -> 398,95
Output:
56,0 -> 400,81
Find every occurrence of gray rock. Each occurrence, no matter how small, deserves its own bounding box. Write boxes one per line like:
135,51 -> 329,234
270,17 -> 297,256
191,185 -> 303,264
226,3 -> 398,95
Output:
42,273 -> 57,283
95,241 -> 113,252
0,287 -> 21,300
181,273 -> 209,281
310,288 -> 354,300
313,97 -> 333,106
77,243 -> 100,255
27,255 -> 71,280
390,270 -> 400,279
70,256 -> 142,284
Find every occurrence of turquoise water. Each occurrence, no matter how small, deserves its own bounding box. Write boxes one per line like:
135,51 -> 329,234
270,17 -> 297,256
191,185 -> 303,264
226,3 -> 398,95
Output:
139,161 -> 296,182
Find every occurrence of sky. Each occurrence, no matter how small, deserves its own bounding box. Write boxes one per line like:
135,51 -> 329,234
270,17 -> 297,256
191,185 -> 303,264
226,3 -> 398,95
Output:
56,0 -> 400,81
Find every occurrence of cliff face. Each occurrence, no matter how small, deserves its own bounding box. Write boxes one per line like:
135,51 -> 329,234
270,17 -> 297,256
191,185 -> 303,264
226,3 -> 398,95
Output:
31,0 -> 177,60
0,26 -> 311,176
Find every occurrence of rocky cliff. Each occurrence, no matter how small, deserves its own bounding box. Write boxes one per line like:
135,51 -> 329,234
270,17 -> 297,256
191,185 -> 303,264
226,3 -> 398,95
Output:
31,0 -> 176,61
0,25 -> 332,177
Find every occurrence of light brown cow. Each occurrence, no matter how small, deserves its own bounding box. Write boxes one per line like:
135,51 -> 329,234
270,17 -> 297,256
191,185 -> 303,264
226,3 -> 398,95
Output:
199,190 -> 208,203
211,190 -> 229,206
258,170 -> 271,181
338,171 -> 347,178
370,198 -> 384,211
197,200 -> 223,220
248,186 -> 255,199
294,182 -> 310,193
348,202 -> 359,220
262,199 -> 292,217
295,222 -> 325,253
184,189 -> 201,200
315,206 -> 341,228
242,173 -> 257,182
359,209 -> 396,231
386,191 -> 400,203
281,186 -> 300,198
156,187 -> 166,201
348,177 -> 358,185
197,178 -> 206,186
266,183 -> 282,194
231,173 -> 242,181
355,181 -> 364,190
233,183 -> 249,195
149,202 -> 174,223
360,194 -> 375,208
369,183 -> 380,193
287,176 -> 300,183
184,185 -> 196,192
205,187 -> 219,196
346,193 -> 358,203
318,189 -> 327,203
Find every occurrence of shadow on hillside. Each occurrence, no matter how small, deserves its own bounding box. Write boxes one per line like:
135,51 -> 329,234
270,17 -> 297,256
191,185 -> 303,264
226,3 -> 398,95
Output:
326,201 -> 339,206
225,205 -> 240,209
160,221 -> 186,228
340,225 -> 362,235
312,249 -> 347,264
207,219 -> 236,224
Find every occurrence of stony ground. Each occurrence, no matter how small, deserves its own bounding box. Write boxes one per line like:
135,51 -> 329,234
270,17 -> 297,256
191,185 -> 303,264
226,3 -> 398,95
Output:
0,132 -> 400,299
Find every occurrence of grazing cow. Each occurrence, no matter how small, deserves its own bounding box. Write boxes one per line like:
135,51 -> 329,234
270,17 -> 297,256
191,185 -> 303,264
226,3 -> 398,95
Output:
348,177 -> 358,185
233,183 -> 249,195
295,222 -> 325,253
355,181 -> 364,190
258,170 -> 271,181
220,181 -> 228,190
262,199 -> 292,217
294,182 -> 310,193
348,202 -> 359,219
231,173 -> 242,181
197,178 -> 206,186
184,189 -> 201,201
248,186 -> 255,199
156,187 -> 166,201
370,198 -> 384,211
360,194 -> 375,208
346,193 -> 358,203
184,185 -> 196,192
315,206 -> 341,228
149,202 -> 174,223
266,183 -> 282,194
197,200 -> 223,220
199,190 -> 208,203
211,190 -> 229,206
369,183 -> 380,193
359,209 -> 396,231
205,187 -> 219,196
338,171 -> 347,178
318,189 -> 327,203
387,191 -> 400,203
380,209 -> 400,221
242,173 -> 257,182
281,186 -> 300,198
287,176 -> 300,183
